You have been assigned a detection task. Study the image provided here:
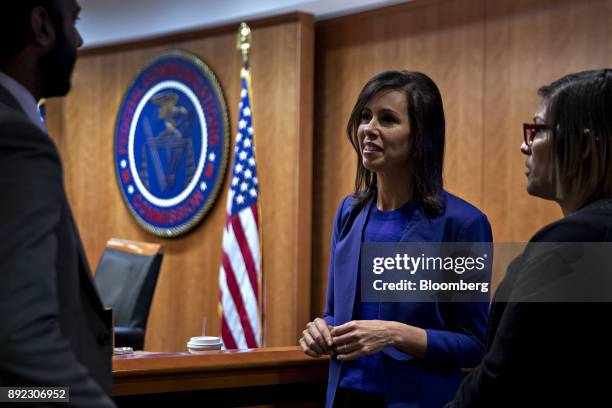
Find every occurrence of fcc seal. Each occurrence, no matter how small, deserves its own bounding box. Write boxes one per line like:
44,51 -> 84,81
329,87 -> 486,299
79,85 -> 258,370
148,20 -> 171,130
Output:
114,50 -> 229,237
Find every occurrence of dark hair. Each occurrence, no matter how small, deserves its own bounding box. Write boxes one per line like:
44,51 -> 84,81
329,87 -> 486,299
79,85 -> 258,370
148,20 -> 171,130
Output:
0,1 -> 61,68
545,68 -> 612,207
347,71 -> 445,215
538,69 -> 602,99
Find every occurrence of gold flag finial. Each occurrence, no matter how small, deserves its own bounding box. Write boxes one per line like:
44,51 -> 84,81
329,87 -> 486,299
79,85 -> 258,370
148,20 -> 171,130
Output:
237,22 -> 252,68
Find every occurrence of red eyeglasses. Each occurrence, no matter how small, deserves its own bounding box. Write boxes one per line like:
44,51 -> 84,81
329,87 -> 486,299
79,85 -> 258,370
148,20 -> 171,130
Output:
523,123 -> 550,145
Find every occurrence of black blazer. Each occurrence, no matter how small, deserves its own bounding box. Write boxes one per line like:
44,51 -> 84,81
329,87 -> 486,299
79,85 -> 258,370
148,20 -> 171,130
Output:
447,200 -> 612,407
0,85 -> 115,407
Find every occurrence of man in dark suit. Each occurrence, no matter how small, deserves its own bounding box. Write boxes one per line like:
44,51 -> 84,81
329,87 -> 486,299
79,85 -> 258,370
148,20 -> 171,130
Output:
0,1 -> 115,406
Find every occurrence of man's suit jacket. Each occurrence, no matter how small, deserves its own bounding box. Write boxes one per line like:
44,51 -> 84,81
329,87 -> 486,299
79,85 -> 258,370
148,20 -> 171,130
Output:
323,193 -> 492,408
447,199 -> 612,407
0,85 -> 115,407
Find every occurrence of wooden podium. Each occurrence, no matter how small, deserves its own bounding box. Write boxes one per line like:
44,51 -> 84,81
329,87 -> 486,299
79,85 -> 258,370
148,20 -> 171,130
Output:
113,346 -> 328,407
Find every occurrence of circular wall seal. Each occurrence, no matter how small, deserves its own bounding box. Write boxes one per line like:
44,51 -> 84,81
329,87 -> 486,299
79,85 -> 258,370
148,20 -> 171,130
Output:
114,50 -> 229,237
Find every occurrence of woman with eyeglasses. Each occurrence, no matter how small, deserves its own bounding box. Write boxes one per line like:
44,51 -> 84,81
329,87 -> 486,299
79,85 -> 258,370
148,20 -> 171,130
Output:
447,69 -> 612,407
299,71 -> 493,408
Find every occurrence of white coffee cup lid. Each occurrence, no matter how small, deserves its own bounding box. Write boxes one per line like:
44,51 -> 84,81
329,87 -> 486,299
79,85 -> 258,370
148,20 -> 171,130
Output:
188,343 -> 222,349
189,336 -> 222,346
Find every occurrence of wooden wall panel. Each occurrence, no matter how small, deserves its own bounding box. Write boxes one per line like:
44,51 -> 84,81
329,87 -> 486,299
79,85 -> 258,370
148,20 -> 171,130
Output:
44,98 -> 63,151
49,13 -> 314,351
482,0 -> 612,242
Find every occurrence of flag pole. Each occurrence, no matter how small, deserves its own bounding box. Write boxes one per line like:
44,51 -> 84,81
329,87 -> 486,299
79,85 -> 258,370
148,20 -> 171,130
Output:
237,22 -> 251,70
236,22 -> 265,347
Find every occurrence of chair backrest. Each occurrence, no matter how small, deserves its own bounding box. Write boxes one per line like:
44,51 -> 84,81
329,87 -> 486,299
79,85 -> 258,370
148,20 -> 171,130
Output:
94,238 -> 163,330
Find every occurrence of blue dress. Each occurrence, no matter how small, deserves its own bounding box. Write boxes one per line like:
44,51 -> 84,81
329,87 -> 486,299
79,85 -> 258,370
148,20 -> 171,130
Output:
323,191 -> 492,408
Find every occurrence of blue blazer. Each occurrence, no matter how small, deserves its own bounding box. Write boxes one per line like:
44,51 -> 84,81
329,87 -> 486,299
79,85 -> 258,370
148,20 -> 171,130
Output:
323,192 -> 492,408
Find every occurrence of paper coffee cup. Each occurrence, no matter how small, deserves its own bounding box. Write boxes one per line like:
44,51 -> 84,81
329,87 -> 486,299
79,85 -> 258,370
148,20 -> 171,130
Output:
187,336 -> 223,353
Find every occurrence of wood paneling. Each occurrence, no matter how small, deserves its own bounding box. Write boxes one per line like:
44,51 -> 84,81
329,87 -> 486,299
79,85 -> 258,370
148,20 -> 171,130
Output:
482,0 -> 612,241
312,0 -> 612,318
112,347 -> 327,407
44,98 -> 63,151
48,13 -> 314,351
113,347 -> 327,395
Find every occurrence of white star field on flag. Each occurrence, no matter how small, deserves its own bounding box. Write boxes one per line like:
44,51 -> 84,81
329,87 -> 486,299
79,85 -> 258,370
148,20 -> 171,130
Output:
229,80 -> 258,211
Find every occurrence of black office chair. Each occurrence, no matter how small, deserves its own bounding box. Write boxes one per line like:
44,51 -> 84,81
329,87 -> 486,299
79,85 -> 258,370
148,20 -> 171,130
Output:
94,238 -> 163,350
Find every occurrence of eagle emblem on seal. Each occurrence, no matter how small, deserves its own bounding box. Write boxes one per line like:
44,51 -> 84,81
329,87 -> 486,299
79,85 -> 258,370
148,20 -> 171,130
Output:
114,50 -> 229,237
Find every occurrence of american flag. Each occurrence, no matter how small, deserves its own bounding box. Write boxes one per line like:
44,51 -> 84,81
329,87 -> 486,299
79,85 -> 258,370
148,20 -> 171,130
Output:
218,68 -> 262,349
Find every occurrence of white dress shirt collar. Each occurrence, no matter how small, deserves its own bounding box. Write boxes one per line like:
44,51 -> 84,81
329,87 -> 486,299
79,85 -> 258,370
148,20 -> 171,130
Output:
0,70 -> 47,133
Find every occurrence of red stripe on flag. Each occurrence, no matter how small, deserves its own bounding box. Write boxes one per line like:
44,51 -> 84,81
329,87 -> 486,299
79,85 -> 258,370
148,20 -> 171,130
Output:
230,215 -> 259,301
220,313 -> 238,350
222,254 -> 258,348
251,204 -> 259,227
250,204 -> 263,346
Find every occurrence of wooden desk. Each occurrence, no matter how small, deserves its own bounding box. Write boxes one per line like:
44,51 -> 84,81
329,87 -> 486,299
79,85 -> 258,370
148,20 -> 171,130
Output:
113,346 -> 328,407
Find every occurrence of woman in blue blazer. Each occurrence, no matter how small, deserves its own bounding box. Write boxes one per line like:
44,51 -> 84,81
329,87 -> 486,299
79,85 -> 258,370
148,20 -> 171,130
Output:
300,71 -> 492,408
